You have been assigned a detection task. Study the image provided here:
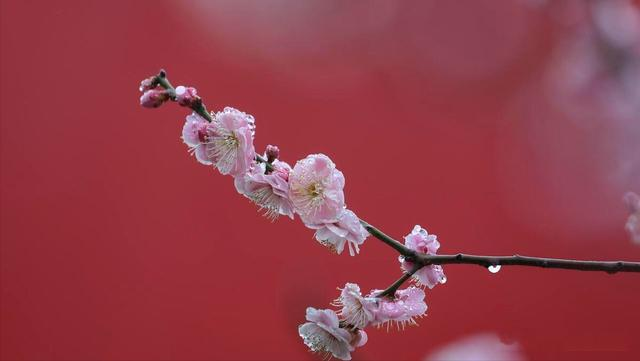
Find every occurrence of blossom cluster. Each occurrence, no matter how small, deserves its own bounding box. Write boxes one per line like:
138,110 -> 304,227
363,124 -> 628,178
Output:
299,283 -> 427,360
177,100 -> 369,254
299,224 -> 446,359
140,78 -> 372,254
139,78 -> 446,360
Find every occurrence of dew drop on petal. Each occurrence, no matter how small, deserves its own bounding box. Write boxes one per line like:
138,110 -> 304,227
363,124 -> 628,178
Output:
488,265 -> 502,274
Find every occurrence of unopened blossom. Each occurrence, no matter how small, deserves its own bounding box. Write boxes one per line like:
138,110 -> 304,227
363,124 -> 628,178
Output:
400,225 -> 446,288
208,107 -> 256,177
369,286 -> 427,330
298,307 -> 367,361
265,144 -> 279,163
305,209 -> 368,256
289,154 -> 345,224
139,76 -> 158,92
181,112 -> 215,165
624,192 -> 640,243
234,159 -> 294,220
175,86 -> 199,107
332,283 -> 378,329
140,89 -> 169,108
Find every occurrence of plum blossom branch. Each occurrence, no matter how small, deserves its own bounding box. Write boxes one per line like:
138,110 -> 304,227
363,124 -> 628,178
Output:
361,219 -> 640,273
139,69 -> 640,361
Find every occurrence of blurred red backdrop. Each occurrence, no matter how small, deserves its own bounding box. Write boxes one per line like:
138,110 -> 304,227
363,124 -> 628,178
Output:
1,1 -> 639,360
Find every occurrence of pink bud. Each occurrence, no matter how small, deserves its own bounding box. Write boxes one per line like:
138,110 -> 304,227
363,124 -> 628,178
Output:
175,86 -> 199,107
139,76 -> 158,92
265,144 -> 280,163
140,89 -> 169,108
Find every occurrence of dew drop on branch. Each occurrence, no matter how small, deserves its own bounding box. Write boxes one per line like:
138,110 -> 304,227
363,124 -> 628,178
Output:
488,265 -> 502,274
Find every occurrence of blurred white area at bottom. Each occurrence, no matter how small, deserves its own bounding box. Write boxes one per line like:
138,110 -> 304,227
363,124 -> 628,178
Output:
425,333 -> 525,361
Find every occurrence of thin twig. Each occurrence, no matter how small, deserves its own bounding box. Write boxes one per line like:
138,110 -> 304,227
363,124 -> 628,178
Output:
360,220 -> 414,258
376,264 -> 422,298
155,69 -> 213,122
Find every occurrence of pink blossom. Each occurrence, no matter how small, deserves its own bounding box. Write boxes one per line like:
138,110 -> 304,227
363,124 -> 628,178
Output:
305,209 -> 368,256
140,89 -> 169,108
624,192 -> 640,244
298,307 -> 366,361
332,283 -> 378,329
289,154 -> 345,224
369,286 -> 427,330
175,86 -> 199,107
400,225 -> 446,288
207,107 -> 256,177
234,159 -> 294,220
181,113 -> 215,165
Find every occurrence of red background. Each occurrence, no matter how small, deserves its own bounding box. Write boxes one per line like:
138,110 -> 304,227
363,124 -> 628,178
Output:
1,1 -> 639,360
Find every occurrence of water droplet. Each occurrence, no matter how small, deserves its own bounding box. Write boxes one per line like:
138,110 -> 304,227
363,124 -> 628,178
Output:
439,275 -> 447,284
398,255 -> 405,263
488,265 -> 501,274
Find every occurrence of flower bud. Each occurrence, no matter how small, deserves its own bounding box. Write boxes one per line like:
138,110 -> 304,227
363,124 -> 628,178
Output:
140,89 -> 169,108
175,86 -> 199,107
139,76 -> 158,92
265,144 -> 280,163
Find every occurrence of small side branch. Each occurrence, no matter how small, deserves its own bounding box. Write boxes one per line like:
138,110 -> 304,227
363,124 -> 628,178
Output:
376,264 -> 422,298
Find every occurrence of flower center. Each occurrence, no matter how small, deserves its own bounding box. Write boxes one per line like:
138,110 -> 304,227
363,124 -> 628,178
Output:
224,133 -> 238,147
307,182 -> 323,198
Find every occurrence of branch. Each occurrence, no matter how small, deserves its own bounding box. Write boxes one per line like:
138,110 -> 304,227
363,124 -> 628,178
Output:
376,264 -> 422,298
361,219 -> 640,273
144,69 -> 640,279
417,253 -> 640,273
360,220 -> 413,257
142,67 -> 640,361
155,69 -> 213,123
